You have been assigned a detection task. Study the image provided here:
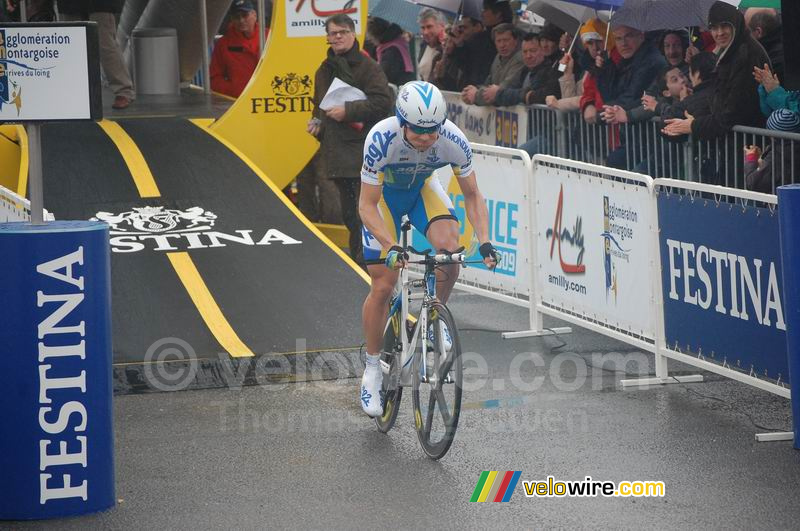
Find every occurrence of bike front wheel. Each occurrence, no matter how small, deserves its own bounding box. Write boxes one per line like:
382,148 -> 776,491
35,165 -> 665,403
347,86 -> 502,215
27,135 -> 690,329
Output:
412,302 -> 463,459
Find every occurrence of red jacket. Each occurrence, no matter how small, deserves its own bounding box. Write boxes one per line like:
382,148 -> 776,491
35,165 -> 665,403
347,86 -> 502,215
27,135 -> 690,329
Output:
210,22 -> 267,97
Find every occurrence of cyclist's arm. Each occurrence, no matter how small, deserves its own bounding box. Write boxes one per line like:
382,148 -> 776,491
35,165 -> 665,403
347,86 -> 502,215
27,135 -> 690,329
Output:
358,182 -> 396,252
459,171 -> 498,267
459,171 -> 490,245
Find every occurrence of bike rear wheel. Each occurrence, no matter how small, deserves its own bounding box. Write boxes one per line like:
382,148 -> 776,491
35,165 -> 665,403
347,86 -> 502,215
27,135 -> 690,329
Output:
412,302 -> 462,459
375,309 -> 404,433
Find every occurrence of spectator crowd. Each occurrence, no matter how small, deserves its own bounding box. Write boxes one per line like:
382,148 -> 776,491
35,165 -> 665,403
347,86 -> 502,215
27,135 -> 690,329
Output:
356,0 -> 795,195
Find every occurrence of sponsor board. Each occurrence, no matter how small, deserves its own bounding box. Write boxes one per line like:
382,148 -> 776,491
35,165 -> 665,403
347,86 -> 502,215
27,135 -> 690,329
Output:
535,166 -> 655,338
285,0 -> 361,38
0,223 -> 114,518
658,192 -> 788,381
441,91 -> 528,147
411,147 -> 531,296
0,24 -> 100,121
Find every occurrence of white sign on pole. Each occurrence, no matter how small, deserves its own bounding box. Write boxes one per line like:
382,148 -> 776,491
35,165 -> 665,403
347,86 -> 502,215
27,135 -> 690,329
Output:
441,91 -> 528,147
534,163 -> 656,339
0,24 -> 101,121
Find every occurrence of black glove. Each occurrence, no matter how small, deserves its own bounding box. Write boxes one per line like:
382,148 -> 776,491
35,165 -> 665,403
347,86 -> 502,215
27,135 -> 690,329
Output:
479,242 -> 498,265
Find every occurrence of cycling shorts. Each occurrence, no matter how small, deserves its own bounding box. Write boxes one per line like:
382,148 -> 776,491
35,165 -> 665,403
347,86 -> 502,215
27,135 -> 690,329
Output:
361,176 -> 457,265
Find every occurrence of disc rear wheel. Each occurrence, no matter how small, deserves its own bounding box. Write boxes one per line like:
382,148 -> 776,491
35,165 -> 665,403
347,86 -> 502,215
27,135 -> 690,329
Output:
375,310 -> 404,433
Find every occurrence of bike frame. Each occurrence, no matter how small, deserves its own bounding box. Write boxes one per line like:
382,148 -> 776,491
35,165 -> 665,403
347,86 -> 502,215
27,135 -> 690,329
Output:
381,221 -> 462,387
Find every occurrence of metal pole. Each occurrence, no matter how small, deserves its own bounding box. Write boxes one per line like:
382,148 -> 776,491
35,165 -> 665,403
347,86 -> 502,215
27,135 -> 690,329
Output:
20,0 -> 27,22
257,0 -> 266,56
200,0 -> 210,94
27,123 -> 44,224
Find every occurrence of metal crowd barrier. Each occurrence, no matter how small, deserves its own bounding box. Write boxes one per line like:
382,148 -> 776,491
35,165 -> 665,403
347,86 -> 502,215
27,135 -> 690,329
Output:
524,105 -> 800,195
0,185 -> 54,222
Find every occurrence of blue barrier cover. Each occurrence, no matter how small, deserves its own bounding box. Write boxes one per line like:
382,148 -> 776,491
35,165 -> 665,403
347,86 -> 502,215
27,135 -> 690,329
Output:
658,194 -> 789,382
0,221 -> 114,519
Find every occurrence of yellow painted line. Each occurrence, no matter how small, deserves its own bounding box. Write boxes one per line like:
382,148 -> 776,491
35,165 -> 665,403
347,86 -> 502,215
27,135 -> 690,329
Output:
97,119 -> 161,198
17,124 -> 28,197
167,252 -> 255,358
189,118 -> 371,284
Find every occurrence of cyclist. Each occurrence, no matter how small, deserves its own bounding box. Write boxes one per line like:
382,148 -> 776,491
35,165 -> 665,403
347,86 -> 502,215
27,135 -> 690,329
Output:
358,81 -> 498,417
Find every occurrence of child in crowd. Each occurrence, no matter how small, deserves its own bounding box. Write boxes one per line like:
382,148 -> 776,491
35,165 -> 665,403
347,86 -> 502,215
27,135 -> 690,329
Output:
744,108 -> 800,194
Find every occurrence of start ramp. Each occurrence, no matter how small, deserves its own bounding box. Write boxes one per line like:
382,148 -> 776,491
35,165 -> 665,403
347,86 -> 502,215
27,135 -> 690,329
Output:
39,117 -> 368,390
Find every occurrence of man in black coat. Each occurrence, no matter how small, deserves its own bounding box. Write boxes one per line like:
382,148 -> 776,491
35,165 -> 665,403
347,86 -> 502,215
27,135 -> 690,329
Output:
57,0 -> 134,109
308,14 -> 393,265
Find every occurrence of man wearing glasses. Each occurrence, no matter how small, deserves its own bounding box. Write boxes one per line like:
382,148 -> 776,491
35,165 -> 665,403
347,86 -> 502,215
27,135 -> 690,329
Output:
356,81 -> 498,417
308,14 -> 394,265
594,24 -> 666,116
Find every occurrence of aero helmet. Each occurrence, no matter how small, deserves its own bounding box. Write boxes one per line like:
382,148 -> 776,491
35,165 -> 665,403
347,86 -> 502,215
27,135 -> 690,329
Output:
395,81 -> 447,132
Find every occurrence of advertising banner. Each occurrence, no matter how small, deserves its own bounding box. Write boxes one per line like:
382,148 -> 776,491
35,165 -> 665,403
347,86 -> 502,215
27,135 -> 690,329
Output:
285,0 -> 362,38
534,162 -> 655,339
0,23 -> 101,121
441,91 -> 528,148
658,192 -> 789,382
0,221 -> 114,519
412,146 -> 532,297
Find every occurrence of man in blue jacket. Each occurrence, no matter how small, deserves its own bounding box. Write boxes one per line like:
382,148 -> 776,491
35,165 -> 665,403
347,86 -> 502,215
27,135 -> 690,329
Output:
595,24 -> 666,112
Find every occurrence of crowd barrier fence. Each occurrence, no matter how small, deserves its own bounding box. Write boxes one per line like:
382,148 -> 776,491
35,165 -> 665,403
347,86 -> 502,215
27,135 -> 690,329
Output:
426,146 -> 790,407
443,92 -> 799,196
0,185 -> 54,223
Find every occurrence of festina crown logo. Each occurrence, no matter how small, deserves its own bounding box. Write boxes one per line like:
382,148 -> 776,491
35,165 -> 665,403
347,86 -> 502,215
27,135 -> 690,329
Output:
91,206 -> 302,253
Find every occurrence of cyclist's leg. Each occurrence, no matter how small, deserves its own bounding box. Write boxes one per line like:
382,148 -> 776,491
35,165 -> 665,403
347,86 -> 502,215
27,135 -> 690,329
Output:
361,195 -> 402,355
408,177 -> 460,303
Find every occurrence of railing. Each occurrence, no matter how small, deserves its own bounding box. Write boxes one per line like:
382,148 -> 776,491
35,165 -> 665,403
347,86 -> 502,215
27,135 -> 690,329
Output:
0,185 -> 54,222
524,105 -> 800,195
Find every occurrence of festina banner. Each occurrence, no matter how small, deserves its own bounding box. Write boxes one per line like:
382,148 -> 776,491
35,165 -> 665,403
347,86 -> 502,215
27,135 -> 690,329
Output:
658,191 -> 788,382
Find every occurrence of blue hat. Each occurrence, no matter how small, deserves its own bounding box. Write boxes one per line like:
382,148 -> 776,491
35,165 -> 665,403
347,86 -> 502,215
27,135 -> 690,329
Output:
766,109 -> 800,133
232,0 -> 256,12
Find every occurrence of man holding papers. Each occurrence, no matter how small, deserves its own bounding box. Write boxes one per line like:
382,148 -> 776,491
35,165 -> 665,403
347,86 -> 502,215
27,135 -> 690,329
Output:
308,14 -> 393,266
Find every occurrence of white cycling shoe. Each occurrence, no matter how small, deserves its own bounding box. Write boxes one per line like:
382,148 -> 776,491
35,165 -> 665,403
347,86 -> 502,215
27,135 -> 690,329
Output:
427,320 -> 452,353
360,357 -> 384,417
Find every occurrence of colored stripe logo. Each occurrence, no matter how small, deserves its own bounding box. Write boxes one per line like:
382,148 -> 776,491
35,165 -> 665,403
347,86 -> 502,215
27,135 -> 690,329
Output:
470,471 -> 521,502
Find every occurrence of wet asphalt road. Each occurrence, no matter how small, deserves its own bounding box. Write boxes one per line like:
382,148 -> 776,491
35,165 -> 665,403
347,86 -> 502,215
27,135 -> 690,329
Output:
8,291 -> 800,530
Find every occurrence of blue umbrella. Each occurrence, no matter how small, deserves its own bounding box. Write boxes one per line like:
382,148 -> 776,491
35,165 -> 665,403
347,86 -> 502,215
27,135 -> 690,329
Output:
370,0 -> 424,34
559,0 -> 625,10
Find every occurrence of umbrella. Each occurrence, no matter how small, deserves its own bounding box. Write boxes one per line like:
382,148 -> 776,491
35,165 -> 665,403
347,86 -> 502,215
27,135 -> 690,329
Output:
527,0 -> 608,35
560,0 -> 625,10
611,0 -> 716,32
738,0 -> 781,7
402,0 -> 482,19
370,0 -> 424,34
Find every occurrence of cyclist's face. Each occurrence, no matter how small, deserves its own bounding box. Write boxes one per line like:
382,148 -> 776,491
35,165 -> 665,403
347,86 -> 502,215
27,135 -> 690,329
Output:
405,127 -> 439,150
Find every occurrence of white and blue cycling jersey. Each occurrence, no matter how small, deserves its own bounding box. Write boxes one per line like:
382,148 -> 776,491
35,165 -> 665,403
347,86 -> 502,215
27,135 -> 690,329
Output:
359,117 -> 475,264
360,117 -> 474,190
